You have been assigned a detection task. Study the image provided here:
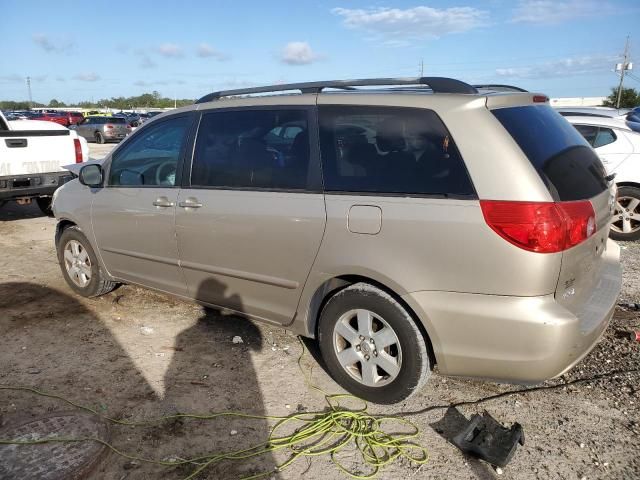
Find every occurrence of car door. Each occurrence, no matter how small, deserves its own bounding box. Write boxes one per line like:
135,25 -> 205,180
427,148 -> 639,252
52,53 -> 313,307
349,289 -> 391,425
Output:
574,124 -> 633,171
91,113 -> 195,295
175,106 -> 326,325
79,118 -> 93,140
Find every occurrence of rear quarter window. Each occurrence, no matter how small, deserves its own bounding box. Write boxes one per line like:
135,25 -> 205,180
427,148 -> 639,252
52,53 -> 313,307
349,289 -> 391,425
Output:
319,105 -> 475,197
492,105 -> 608,201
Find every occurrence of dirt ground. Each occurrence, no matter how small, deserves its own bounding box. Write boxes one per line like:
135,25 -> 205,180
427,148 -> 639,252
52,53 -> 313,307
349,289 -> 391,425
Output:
0,153 -> 639,479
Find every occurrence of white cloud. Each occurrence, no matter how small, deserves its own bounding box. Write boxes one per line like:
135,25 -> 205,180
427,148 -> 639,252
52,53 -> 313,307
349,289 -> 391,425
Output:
74,72 -> 100,82
140,54 -> 157,69
196,43 -> 228,60
157,43 -> 184,58
332,6 -> 488,44
510,0 -> 615,24
495,54 -> 617,79
134,80 -> 150,87
0,74 -> 24,83
280,41 -> 323,65
32,33 -> 74,53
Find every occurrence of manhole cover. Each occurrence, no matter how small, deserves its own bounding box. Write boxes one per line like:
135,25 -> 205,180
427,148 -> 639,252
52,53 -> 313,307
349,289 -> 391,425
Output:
0,412 -> 110,480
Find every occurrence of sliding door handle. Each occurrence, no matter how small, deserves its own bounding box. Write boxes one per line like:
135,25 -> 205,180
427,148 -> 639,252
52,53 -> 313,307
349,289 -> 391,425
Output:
178,198 -> 203,209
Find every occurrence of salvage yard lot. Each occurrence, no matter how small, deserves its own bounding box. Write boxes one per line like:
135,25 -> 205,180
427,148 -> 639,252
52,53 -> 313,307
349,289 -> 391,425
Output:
0,141 -> 638,479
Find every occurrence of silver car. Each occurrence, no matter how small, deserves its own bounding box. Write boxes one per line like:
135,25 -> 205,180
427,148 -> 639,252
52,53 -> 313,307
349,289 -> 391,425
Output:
52,78 -> 621,404
72,116 -> 130,144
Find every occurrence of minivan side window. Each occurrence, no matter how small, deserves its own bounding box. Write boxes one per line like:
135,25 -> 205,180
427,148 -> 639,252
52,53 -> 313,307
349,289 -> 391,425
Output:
191,109 -> 310,190
318,106 -> 475,196
108,115 -> 190,187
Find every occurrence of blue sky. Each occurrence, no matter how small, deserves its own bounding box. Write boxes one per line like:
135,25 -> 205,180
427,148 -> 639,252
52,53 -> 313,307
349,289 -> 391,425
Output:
1,0 -> 638,103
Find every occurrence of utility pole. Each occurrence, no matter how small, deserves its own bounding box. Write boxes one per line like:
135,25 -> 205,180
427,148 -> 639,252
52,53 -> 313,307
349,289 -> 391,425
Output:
419,59 -> 424,77
26,76 -> 33,109
616,36 -> 631,109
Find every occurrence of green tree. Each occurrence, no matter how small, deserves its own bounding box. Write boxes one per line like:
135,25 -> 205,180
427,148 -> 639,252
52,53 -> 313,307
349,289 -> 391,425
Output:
48,99 -> 66,107
602,87 -> 640,108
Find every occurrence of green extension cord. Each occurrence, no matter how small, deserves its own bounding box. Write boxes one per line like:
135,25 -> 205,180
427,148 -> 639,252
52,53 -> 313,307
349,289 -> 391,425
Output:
0,338 -> 429,479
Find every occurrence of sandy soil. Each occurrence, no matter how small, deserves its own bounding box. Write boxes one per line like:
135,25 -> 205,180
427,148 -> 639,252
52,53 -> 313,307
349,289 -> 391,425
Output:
0,196 -> 638,479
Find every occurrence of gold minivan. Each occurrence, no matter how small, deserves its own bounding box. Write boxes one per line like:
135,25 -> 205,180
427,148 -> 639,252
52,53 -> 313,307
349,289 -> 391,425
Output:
53,78 -> 621,403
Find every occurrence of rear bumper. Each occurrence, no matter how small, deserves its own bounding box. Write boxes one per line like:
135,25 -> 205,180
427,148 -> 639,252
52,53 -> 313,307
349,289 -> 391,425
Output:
403,242 -> 621,383
0,171 -> 73,202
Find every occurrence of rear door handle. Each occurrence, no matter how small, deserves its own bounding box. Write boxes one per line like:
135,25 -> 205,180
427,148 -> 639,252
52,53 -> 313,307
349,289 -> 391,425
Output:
178,197 -> 203,209
153,196 -> 175,208
5,139 -> 27,148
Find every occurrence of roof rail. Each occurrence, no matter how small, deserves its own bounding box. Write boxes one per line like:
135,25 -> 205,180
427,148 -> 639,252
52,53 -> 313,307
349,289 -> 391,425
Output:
196,77 -> 478,103
473,84 -> 528,93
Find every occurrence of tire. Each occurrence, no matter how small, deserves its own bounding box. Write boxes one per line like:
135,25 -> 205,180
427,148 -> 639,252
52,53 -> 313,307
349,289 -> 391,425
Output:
36,197 -> 53,216
57,226 -> 117,297
317,282 -> 431,404
610,186 -> 640,241
95,132 -> 105,144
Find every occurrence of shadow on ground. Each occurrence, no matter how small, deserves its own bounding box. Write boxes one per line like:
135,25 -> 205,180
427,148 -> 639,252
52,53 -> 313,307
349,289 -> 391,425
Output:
0,281 -> 278,479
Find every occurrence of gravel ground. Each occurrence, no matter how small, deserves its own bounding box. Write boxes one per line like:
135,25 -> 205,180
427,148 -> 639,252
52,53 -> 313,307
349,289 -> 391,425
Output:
0,156 -> 638,479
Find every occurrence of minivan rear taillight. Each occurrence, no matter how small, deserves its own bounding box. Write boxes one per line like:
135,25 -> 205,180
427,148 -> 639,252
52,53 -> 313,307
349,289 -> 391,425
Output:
106,124 -> 114,129
73,138 -> 83,163
480,200 -> 595,253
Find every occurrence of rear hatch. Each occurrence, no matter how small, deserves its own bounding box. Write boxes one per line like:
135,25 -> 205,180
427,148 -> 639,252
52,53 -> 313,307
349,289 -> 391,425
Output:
106,117 -> 129,137
491,104 -> 617,320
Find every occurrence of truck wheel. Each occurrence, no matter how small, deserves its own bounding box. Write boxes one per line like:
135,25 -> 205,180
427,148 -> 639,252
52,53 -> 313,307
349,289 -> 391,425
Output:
317,283 -> 431,404
611,186 -> 640,241
57,226 -> 117,297
95,132 -> 105,144
36,197 -> 53,216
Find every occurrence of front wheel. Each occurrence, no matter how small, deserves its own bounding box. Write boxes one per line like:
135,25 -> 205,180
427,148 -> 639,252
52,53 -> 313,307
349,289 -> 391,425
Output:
318,283 -> 431,404
611,186 -> 640,241
57,226 -> 117,297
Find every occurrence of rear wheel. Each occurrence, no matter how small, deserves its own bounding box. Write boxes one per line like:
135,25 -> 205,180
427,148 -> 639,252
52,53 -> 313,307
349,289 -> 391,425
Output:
318,283 -> 431,404
57,226 -> 116,297
95,132 -> 105,144
611,186 -> 640,241
36,197 -> 53,216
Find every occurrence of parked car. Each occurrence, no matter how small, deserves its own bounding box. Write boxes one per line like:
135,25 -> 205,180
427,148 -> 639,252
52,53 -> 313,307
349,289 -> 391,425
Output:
62,111 -> 85,126
71,116 -> 131,143
0,110 -> 88,214
53,77 -> 620,404
567,115 -> 640,240
31,111 -> 70,127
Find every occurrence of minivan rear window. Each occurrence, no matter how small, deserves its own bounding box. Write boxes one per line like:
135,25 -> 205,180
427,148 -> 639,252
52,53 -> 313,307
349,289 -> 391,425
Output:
106,117 -> 126,124
319,106 -> 475,197
492,105 -> 608,201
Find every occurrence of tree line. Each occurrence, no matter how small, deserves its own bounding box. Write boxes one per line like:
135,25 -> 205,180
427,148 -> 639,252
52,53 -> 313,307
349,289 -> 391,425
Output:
1,87 -> 639,112
0,91 -> 195,111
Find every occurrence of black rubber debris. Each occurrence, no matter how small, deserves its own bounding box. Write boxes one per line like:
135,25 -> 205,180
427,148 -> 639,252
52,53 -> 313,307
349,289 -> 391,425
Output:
450,410 -> 524,468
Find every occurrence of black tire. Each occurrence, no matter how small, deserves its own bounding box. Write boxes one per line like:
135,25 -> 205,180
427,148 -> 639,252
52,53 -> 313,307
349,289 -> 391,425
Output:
317,282 -> 431,404
36,197 -> 53,216
610,186 -> 640,241
56,226 -> 117,297
95,132 -> 105,144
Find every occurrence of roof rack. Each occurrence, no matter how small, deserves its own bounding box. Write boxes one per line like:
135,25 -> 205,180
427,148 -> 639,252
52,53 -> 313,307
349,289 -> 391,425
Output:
196,77 -> 478,103
473,84 -> 528,93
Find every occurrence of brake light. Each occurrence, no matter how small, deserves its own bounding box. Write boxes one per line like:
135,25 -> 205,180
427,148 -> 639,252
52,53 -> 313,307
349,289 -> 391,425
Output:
126,124 -> 132,129
73,138 -> 83,163
480,200 -> 596,253
106,124 -> 114,129
533,95 -> 548,103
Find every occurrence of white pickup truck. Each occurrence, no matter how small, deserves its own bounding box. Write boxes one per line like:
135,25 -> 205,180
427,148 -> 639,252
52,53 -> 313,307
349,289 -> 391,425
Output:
0,110 -> 88,214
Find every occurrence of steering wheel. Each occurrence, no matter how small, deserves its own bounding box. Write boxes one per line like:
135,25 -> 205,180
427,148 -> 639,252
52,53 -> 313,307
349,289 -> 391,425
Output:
155,160 -> 176,185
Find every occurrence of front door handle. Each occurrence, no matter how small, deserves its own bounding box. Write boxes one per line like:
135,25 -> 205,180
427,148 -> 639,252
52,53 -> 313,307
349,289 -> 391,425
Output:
178,197 -> 203,209
153,196 -> 175,208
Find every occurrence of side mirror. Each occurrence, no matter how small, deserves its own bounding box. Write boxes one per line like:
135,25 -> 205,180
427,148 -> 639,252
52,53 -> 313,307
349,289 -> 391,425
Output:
79,164 -> 103,187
